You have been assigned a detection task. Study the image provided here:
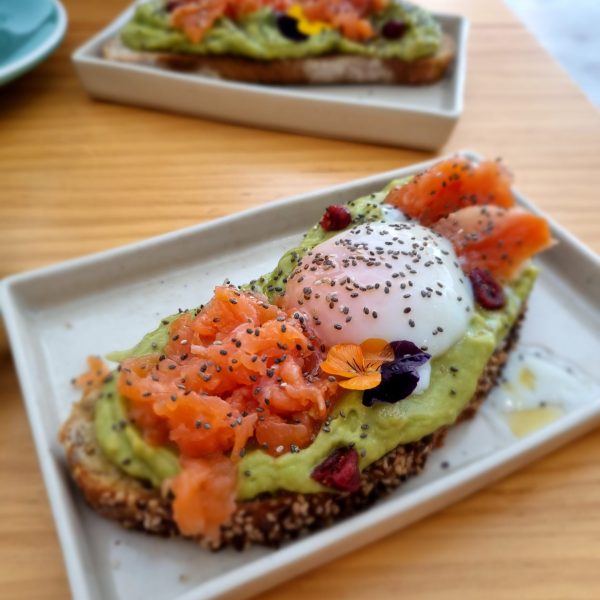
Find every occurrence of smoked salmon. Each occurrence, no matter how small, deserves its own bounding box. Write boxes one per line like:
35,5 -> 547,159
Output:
384,158 -> 516,226
433,205 -> 554,282
116,286 -> 338,540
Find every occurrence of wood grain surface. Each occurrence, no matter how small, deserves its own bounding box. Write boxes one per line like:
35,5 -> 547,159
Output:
1,0 -> 599,598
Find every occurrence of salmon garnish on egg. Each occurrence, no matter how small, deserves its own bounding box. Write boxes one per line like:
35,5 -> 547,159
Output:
384,158 -> 516,226
432,205 -> 554,282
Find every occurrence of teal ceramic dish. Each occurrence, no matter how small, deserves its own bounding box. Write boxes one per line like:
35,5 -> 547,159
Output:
0,0 -> 67,86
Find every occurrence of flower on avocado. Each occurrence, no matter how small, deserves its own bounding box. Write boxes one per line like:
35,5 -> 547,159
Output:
362,341 -> 431,407
286,4 -> 332,36
321,339 -> 431,405
320,338 -> 394,390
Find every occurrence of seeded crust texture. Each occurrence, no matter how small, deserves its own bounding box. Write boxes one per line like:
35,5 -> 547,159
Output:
101,34 -> 455,85
60,307 -> 524,550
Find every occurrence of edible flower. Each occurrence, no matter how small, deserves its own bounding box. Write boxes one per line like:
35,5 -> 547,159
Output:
362,341 -> 431,407
321,339 -> 432,404
286,4 -> 332,36
320,338 -> 394,390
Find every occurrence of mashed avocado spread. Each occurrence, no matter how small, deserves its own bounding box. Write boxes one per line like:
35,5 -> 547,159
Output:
94,183 -> 537,499
121,1 -> 441,61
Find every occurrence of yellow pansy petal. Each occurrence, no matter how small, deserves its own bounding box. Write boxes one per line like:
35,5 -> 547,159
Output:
360,338 -> 394,371
320,343 -> 365,378
339,373 -> 381,390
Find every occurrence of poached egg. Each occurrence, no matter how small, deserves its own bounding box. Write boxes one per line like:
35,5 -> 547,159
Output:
283,221 -> 474,357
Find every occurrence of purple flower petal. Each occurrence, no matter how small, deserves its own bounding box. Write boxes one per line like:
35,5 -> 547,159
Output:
389,340 -> 430,365
362,341 -> 431,407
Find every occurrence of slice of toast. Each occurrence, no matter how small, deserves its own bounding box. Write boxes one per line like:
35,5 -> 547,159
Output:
101,34 -> 455,85
59,307 -> 523,550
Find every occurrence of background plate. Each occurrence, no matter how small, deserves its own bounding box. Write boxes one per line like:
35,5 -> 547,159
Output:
1,152 -> 599,600
0,0 -> 67,86
72,2 -> 468,150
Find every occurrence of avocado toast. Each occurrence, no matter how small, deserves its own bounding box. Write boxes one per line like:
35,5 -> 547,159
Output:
102,0 -> 455,85
60,157 -> 553,549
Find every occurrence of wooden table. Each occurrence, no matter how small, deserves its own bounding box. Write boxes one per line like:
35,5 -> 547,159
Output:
1,1 -> 599,598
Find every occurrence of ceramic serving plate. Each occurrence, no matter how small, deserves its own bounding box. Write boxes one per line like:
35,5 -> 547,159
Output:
72,1 -> 468,150
0,0 -> 67,87
2,152 -> 600,600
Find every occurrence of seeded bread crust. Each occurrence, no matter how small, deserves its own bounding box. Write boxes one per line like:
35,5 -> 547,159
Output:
60,307 -> 523,550
100,34 -> 455,85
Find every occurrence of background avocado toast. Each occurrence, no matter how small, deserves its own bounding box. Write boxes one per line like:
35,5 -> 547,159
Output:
60,157 -> 552,549
102,0 -> 455,85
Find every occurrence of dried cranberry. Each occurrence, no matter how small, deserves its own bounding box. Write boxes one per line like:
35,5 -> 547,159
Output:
165,0 -> 187,12
381,20 -> 408,40
469,268 -> 506,310
276,14 -> 308,42
320,205 -> 352,232
311,447 -> 361,492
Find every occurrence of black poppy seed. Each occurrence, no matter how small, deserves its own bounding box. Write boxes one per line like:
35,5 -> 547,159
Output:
409,319 -> 415,328
170,394 -> 177,401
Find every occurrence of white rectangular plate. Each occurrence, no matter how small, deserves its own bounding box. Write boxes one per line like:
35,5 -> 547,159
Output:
72,1 -> 468,150
2,152 -> 600,600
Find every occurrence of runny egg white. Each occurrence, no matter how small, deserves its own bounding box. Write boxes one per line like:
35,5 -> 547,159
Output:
283,221 -> 474,357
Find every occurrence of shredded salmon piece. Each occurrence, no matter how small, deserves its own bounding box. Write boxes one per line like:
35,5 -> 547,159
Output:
433,206 -> 554,282
116,286 -> 337,539
170,0 -> 227,44
384,157 -> 516,226
170,455 -> 237,541
72,356 -> 111,391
